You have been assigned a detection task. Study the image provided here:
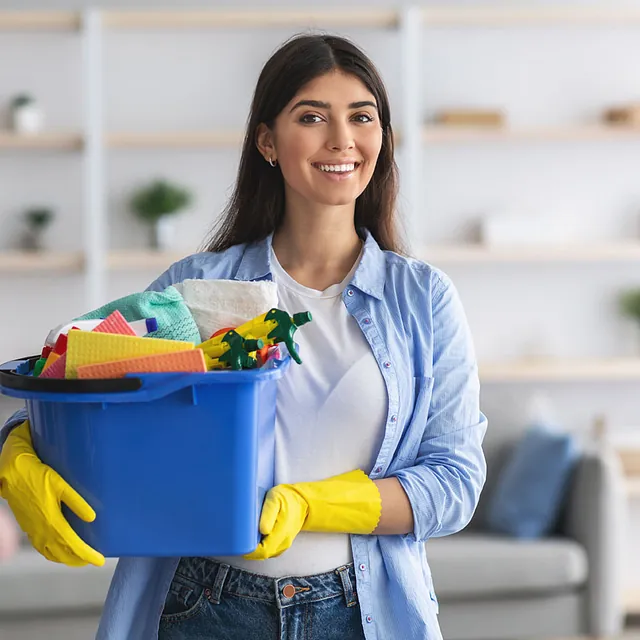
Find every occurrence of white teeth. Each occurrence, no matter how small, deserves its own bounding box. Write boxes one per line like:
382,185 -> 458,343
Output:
317,163 -> 356,173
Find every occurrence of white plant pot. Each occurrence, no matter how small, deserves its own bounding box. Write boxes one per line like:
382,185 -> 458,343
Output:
12,104 -> 43,134
151,217 -> 175,251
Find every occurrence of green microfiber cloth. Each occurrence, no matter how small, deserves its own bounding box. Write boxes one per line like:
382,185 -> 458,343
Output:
75,286 -> 201,344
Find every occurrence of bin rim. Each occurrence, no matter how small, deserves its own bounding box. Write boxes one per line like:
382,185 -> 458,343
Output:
0,354 -> 290,403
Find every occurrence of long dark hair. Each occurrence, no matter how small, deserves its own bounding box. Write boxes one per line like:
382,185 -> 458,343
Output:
202,33 -> 406,255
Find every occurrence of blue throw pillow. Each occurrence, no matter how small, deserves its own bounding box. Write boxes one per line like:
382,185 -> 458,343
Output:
485,425 -> 579,538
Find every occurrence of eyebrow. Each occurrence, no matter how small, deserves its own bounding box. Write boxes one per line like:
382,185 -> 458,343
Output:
289,99 -> 378,112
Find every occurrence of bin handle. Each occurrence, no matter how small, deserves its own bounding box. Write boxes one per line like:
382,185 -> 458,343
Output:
0,356 -> 142,395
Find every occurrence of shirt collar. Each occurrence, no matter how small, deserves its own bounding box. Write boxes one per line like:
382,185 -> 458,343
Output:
234,228 -> 386,300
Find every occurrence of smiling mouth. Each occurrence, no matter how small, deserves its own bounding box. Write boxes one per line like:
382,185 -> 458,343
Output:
311,162 -> 360,175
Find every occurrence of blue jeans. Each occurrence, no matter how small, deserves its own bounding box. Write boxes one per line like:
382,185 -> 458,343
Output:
158,557 -> 367,640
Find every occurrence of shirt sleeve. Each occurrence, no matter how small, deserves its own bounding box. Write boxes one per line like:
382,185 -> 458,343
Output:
0,407 -> 29,448
144,260 -> 186,293
389,271 -> 488,543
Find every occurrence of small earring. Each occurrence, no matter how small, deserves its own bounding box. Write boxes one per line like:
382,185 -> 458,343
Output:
268,157 -> 277,167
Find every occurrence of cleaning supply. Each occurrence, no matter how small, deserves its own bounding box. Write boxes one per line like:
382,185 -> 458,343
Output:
203,332 -> 264,371
76,286 -> 200,344
172,279 -> 278,342
41,311 -> 148,380
234,308 -> 312,364
76,349 -> 207,379
243,469 -> 381,560
198,308 -> 311,367
0,420 -> 105,567
45,317 -> 157,348
65,330 -> 194,379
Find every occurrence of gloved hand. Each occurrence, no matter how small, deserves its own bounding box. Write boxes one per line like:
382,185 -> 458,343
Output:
244,469 -> 381,560
0,421 -> 105,567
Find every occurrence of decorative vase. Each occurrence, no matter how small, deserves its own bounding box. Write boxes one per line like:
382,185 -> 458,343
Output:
150,216 -> 175,251
12,104 -> 43,134
21,229 -> 45,252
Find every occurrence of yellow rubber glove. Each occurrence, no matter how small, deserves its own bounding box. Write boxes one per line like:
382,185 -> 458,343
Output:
0,421 -> 105,567
244,469 -> 381,560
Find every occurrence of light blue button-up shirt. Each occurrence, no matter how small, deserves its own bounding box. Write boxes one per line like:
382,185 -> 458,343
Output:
1,229 -> 487,639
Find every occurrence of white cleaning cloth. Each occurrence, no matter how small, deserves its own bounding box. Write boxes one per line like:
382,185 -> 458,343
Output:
173,279 -> 279,342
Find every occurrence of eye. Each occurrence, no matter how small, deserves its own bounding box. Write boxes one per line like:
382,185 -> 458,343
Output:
299,113 -> 324,124
353,113 -> 375,124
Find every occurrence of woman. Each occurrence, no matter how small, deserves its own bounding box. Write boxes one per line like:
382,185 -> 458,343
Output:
0,34 -> 487,639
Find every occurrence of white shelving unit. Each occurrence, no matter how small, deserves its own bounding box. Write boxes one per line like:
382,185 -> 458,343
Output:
1,5 -> 640,382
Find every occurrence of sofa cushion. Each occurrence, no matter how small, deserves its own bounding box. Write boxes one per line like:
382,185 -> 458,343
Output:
427,532 -> 587,600
484,425 -> 578,538
0,548 -> 117,614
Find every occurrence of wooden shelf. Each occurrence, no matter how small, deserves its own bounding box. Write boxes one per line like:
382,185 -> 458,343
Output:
423,124 -> 640,144
625,588 -> 640,615
108,250 -> 189,270
422,7 -> 640,27
103,10 -> 399,29
0,11 -> 80,30
626,479 -> 640,499
106,131 -> 243,149
0,251 -> 84,273
480,358 -> 640,383
0,132 -> 83,151
420,243 -> 640,264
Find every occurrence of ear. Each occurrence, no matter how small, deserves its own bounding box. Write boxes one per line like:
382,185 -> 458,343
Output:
256,123 -> 277,163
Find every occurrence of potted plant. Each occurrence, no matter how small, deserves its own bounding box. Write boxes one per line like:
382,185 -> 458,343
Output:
10,94 -> 43,134
619,288 -> 640,353
130,179 -> 193,250
22,207 -> 54,251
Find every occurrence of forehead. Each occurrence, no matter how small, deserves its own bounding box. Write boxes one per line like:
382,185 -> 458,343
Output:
290,70 -> 376,105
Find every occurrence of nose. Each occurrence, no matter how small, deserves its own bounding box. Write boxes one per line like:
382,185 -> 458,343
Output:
326,120 -> 355,152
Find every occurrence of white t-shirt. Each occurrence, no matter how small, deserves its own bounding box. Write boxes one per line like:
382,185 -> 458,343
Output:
212,244 -> 388,577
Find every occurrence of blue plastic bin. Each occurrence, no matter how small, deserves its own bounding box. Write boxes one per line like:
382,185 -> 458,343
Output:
0,355 -> 289,557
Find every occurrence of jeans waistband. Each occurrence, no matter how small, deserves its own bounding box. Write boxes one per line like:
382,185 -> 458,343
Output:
174,557 -> 359,609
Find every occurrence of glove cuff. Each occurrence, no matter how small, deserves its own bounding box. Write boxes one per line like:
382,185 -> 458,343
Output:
297,469 -> 381,535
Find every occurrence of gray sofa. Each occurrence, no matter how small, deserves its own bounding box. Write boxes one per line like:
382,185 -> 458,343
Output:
0,419 -> 627,639
427,435 -> 628,640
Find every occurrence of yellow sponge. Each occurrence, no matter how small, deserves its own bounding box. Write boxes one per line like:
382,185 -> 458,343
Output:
77,349 -> 206,379
41,351 -> 61,373
65,330 -> 194,379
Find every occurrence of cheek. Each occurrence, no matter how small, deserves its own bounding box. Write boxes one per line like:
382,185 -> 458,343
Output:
277,138 -> 313,182
361,137 -> 383,179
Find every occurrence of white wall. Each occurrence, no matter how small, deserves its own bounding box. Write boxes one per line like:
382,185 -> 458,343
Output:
2,0 -> 640,589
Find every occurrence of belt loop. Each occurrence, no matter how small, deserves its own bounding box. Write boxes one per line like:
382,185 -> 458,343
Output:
208,562 -> 230,605
336,565 -> 357,608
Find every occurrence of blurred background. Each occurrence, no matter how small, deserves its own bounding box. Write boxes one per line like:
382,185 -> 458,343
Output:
2,1 -> 640,639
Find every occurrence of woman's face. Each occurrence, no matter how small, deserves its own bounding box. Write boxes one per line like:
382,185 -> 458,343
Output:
259,70 -> 384,208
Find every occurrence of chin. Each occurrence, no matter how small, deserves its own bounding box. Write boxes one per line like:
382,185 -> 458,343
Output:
319,196 -> 357,207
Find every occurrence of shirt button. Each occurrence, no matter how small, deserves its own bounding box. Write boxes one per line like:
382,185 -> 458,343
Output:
366,615 -> 373,623
383,361 -> 391,368
347,289 -> 354,297
390,415 -> 397,423
375,466 -> 382,473
363,318 -> 371,324
359,563 -> 367,571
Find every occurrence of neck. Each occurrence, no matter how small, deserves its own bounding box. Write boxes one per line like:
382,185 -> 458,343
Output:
271,191 -> 363,288
273,194 -> 362,275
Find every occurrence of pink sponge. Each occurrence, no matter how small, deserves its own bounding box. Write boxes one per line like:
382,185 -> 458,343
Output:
93,310 -> 137,337
39,353 -> 67,379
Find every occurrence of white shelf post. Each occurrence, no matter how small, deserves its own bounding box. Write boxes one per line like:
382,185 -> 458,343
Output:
82,8 -> 106,309
398,6 -> 422,253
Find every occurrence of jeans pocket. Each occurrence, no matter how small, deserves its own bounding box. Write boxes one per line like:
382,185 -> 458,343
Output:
161,572 -> 207,623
